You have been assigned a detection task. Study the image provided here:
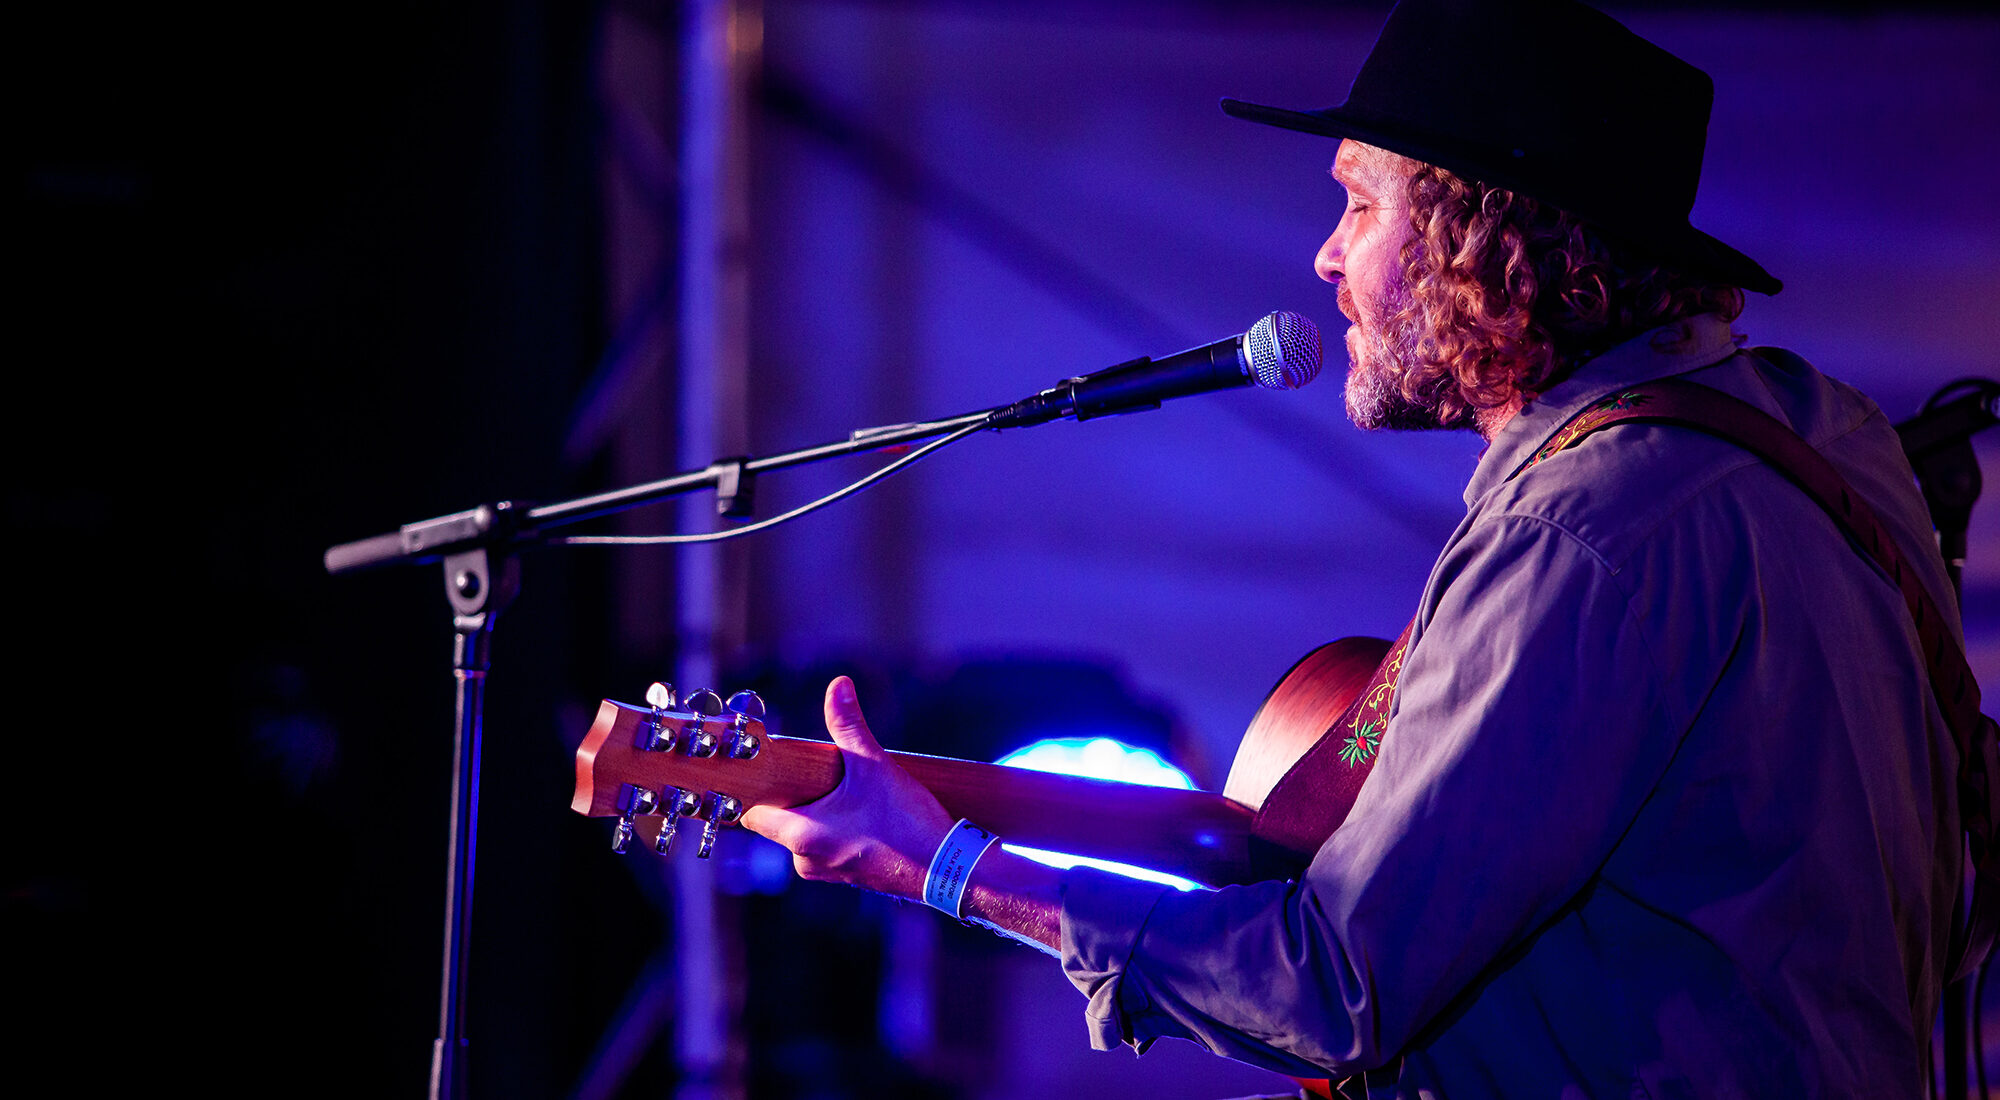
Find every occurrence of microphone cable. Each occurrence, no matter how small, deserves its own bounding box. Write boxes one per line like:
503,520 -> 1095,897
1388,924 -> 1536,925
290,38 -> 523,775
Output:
554,418 -> 989,547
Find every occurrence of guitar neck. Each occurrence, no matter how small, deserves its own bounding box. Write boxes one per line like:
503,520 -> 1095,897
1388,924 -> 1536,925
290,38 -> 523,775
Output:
888,746 -> 1255,886
577,639 -> 1388,891
573,700 -> 1259,886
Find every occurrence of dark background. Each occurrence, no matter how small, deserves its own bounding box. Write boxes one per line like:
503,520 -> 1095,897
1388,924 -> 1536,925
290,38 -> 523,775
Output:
12,2 -> 613,1093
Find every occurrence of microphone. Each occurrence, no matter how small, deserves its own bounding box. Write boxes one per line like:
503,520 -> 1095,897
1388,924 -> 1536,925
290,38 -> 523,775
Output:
986,311 -> 1322,430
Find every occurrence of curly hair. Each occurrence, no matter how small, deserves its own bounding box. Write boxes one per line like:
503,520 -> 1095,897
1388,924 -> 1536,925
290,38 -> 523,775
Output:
1378,155 -> 1745,426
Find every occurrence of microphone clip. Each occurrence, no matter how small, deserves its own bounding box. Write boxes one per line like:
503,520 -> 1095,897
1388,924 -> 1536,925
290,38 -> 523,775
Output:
985,356 -> 1161,431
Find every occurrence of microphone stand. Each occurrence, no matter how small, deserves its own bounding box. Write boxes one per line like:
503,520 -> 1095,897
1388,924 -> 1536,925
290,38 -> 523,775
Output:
1896,380 -> 2000,1100
324,408 -> 990,1100
325,319 -> 1309,1097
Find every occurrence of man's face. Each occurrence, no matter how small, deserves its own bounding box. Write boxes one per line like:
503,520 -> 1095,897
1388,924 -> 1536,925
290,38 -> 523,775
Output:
1316,140 -> 1442,431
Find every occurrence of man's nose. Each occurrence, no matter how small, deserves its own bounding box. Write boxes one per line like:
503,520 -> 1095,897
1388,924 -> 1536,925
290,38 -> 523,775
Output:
1315,230 -> 1343,285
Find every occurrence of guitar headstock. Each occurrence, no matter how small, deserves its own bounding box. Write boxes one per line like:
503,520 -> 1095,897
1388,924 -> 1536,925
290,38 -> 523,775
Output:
573,683 -> 834,860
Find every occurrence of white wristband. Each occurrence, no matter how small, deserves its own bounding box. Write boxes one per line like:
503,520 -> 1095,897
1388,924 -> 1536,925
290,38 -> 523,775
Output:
922,819 -> 999,918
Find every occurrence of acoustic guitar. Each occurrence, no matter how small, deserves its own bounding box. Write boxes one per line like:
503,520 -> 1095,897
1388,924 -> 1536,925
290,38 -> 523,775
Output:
571,635 -> 1387,887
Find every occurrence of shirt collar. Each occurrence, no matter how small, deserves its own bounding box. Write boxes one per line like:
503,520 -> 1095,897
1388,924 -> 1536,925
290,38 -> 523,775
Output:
1462,313 -> 1742,508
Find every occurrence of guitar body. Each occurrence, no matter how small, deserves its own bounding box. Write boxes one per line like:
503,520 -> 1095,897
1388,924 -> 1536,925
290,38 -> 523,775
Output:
1227,636 -> 1393,812
574,636 -> 1390,888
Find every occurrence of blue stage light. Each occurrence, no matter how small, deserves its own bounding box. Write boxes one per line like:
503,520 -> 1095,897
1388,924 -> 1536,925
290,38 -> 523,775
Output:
994,737 -> 1203,891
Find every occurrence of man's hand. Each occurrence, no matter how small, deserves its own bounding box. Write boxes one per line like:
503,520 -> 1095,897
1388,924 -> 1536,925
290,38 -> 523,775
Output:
739,676 -> 957,900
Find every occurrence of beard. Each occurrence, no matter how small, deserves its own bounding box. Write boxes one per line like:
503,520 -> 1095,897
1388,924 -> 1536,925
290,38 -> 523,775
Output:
1339,281 -> 1472,432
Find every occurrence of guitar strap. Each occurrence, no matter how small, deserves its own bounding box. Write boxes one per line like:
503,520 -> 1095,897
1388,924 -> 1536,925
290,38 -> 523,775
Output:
1506,365 -> 2000,982
1259,362 -> 2000,1096
1247,618 -> 1415,879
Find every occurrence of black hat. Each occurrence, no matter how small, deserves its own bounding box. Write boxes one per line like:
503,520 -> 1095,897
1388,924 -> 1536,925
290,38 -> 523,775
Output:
1222,0 -> 1781,295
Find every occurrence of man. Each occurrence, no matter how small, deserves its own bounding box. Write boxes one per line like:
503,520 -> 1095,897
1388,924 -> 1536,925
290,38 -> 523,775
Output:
742,1 -> 1970,1095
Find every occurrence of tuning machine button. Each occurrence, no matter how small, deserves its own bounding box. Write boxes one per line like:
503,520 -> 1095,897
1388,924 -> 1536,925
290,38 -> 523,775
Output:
611,784 -> 660,854
725,690 -> 765,719
695,792 -> 743,859
686,689 -> 724,716
654,786 -> 701,855
683,689 -> 724,757
725,690 -> 765,759
642,682 -> 679,752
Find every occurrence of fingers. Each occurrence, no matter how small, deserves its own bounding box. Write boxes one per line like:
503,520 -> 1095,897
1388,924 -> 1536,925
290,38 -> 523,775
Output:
737,803 -> 787,841
738,795 -> 928,895
735,805 -> 846,885
823,676 -> 886,759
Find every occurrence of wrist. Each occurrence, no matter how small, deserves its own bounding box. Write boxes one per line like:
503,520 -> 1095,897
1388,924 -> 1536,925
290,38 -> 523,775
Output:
958,846 -> 1064,957
922,819 -> 1000,918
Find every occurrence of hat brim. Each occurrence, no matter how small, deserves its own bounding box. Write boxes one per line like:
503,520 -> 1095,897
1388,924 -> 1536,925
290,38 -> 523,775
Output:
1221,97 -> 1782,296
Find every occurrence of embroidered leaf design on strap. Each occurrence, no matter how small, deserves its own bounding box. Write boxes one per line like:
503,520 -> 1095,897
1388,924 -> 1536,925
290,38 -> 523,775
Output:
1339,719 -> 1383,767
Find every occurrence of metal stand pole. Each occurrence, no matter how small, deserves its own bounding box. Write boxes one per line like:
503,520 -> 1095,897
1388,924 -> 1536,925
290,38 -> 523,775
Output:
428,547 -> 519,1100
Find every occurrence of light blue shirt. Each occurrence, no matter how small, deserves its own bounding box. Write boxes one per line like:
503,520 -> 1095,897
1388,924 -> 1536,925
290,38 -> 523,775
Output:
1060,315 -> 1964,1098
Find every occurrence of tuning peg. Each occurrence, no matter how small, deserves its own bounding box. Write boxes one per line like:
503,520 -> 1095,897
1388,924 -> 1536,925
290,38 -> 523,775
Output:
725,690 -> 765,720
654,787 -> 700,855
683,689 -> 724,758
639,683 -> 681,752
723,690 -> 765,758
612,785 -> 659,854
696,792 -> 743,859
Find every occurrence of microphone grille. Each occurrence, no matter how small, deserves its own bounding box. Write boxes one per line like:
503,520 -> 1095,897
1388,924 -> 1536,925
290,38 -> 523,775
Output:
1244,311 -> 1322,390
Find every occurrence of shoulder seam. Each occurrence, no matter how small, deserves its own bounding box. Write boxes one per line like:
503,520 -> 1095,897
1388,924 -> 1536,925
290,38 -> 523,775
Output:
1482,431 -> 1771,574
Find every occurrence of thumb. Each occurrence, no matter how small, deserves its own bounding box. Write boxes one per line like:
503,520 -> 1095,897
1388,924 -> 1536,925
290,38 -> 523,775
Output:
823,676 -> 886,759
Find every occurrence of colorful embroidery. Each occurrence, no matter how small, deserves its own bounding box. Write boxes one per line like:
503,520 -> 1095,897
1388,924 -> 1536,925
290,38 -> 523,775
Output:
1521,389 -> 1653,473
1339,639 -> 1406,767
1339,719 -> 1383,766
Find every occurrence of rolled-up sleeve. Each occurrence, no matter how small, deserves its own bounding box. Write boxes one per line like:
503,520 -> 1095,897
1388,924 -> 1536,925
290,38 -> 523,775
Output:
1058,508 -> 1695,1077
1060,867 -> 1174,1052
